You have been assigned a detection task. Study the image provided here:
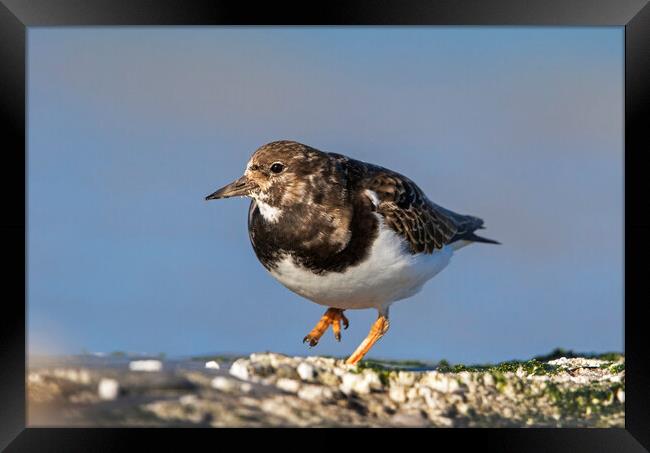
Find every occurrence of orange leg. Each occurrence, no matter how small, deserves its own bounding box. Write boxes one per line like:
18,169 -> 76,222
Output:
344,315 -> 390,365
303,308 -> 349,347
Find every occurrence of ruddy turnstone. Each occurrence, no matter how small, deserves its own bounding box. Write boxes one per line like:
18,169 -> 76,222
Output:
206,141 -> 499,364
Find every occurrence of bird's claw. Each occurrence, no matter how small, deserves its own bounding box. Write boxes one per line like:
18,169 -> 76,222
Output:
341,313 -> 349,330
303,308 -> 349,347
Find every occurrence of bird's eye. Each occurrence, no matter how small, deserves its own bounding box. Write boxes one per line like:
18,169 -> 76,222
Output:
270,163 -> 284,174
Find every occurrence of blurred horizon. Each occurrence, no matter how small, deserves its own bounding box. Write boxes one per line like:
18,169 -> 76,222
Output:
27,27 -> 623,363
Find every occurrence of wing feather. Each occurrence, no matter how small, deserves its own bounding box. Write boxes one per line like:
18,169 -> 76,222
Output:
359,166 -> 483,253
327,152 -> 490,254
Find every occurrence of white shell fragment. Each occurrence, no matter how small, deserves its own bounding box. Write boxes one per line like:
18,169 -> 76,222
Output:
297,362 -> 316,381
205,360 -> 220,370
98,378 -> 120,400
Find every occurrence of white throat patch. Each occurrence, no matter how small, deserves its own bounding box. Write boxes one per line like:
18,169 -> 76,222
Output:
255,199 -> 282,222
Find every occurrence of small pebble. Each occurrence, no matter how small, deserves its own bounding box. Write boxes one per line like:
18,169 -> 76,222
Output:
211,376 -> 237,392
339,370 -> 382,395
617,389 -> 625,403
276,378 -> 301,393
205,361 -> 220,370
389,385 -> 407,403
298,384 -> 333,401
179,394 -> 198,405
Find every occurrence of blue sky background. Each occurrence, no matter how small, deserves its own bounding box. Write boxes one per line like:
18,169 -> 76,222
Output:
27,27 -> 623,364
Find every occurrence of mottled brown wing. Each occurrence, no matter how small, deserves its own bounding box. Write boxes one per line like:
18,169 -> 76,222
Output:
359,170 -> 484,254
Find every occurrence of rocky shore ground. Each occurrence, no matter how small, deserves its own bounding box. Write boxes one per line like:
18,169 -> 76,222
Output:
28,351 -> 624,427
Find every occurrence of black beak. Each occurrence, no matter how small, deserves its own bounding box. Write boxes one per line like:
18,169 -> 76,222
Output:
205,175 -> 256,200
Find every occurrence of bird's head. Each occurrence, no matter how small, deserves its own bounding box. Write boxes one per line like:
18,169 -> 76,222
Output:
205,140 -> 330,208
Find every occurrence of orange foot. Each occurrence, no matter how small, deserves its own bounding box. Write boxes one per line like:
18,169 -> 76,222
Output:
303,308 -> 349,347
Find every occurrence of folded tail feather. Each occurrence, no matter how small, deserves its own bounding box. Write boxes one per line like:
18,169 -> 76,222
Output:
465,232 -> 501,245
448,214 -> 500,246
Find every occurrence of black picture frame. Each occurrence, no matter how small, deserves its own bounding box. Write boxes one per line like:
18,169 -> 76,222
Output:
2,0 -> 648,450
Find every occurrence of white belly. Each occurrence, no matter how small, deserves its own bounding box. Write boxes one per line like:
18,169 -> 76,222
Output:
268,222 -> 454,311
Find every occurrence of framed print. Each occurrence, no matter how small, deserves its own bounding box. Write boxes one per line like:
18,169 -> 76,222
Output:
1,0 -> 648,450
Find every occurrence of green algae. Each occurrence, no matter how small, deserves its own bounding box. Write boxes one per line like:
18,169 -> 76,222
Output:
354,360 -> 395,386
545,381 -> 624,419
534,348 -> 623,362
437,359 -> 559,376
